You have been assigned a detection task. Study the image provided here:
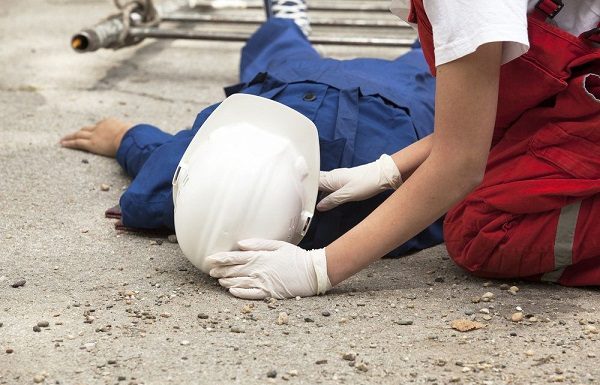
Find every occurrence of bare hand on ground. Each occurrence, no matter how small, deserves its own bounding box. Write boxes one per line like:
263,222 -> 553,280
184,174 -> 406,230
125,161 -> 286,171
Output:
60,118 -> 133,158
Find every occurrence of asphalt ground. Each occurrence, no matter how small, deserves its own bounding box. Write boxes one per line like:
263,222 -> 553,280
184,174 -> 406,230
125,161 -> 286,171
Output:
1,1 -> 599,384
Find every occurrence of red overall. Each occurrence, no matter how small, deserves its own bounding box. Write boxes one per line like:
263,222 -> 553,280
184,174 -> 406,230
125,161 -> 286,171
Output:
409,0 -> 600,285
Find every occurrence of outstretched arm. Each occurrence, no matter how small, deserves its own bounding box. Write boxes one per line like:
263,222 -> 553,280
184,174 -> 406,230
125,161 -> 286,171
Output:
326,42 -> 502,284
208,42 -> 503,299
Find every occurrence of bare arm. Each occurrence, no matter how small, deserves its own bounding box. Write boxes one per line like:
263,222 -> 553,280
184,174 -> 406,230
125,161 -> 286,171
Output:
325,42 -> 503,285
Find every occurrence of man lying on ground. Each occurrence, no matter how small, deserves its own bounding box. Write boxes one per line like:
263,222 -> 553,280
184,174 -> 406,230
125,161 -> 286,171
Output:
61,1 -> 443,299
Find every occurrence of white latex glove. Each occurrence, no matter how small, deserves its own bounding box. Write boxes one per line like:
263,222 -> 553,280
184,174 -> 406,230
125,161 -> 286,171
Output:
317,154 -> 402,211
206,239 -> 332,300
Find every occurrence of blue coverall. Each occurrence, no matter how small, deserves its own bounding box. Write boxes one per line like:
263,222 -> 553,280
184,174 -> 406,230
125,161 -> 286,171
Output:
115,18 -> 443,255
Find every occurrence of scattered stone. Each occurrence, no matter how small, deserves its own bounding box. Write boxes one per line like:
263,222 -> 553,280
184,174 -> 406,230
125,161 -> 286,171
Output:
197,313 -> 209,319
395,320 -> 414,326
107,359 -> 117,365
160,312 -> 172,318
167,234 -> 178,243
342,352 -> 357,361
100,184 -> 110,191
288,370 -> 298,377
355,361 -> 369,372
483,282 -> 492,287
482,315 -> 492,321
434,277 -> 444,283
525,349 -> 535,357
321,310 -> 331,317
471,297 -> 481,304
451,319 -> 485,332
464,309 -> 475,316
481,292 -> 495,302
479,308 -> 490,314
37,321 -> 49,328
266,369 -> 277,378
81,159 -> 89,164
315,359 -> 328,365
499,284 -> 510,290
277,312 -> 289,325
584,325 -> 598,335
33,326 -> 41,332
230,326 -> 245,333
6,348 -> 14,354
33,374 -> 45,383
304,317 -> 314,323
241,304 -> 254,314
11,279 -> 26,288
180,340 -> 190,346
511,312 -> 524,322
118,376 -> 127,381
509,286 -> 520,295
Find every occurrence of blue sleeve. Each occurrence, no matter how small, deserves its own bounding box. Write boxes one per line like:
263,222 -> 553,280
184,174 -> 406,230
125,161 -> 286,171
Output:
119,103 -> 220,230
116,124 -> 175,179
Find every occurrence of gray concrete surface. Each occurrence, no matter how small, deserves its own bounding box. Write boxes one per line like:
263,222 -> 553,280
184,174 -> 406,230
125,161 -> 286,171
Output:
1,1 -> 599,384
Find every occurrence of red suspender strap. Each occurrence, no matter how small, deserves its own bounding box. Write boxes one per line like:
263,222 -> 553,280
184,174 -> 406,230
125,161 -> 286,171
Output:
534,0 -> 564,20
407,0 -> 437,75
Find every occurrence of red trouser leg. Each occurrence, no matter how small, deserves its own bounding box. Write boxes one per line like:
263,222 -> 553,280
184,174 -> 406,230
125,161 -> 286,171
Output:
444,73 -> 600,286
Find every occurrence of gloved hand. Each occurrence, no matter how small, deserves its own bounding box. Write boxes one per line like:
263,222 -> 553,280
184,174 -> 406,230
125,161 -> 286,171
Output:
206,239 -> 331,300
317,154 -> 402,211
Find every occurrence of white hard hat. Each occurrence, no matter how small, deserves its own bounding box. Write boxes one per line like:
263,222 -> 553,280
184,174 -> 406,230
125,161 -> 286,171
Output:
172,94 -> 320,273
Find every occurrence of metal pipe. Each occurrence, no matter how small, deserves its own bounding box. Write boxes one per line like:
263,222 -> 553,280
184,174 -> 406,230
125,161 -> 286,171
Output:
71,0 -> 193,53
195,1 -> 392,12
71,16 -> 129,53
161,13 -> 409,28
129,27 -> 414,47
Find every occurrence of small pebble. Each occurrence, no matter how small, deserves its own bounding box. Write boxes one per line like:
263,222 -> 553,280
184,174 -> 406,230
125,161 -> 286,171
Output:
483,282 -> 492,287
434,277 -> 444,283
167,234 -> 178,243
511,312 -> 524,322
481,292 -> 494,302
11,279 -> 26,288
81,159 -> 89,164
525,349 -> 535,356
180,340 -> 190,346
277,312 -> 289,325
464,309 -> 475,316
288,370 -> 298,377
197,313 -> 209,319
499,284 -> 510,290
342,352 -> 357,361
33,374 -> 45,383
321,310 -> 331,317
395,320 -> 414,326
100,183 -> 110,191
304,317 -> 314,323
37,321 -> 49,328
230,326 -> 245,333
315,359 -> 328,365
6,348 -> 14,354
33,326 -> 41,332
118,376 -> 127,381
355,361 -> 369,372
266,369 -> 277,378
479,308 -> 490,314
160,312 -> 172,318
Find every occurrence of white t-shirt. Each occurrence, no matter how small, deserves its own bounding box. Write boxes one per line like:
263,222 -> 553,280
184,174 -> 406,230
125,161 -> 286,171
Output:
390,0 -> 600,67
